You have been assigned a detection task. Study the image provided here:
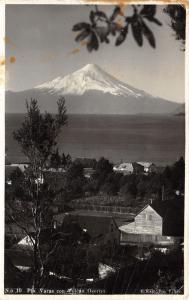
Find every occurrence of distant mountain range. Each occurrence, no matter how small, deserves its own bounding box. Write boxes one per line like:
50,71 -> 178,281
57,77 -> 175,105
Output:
6,64 -> 184,115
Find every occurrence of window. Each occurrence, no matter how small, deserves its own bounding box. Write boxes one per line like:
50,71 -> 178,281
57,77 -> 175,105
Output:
145,214 -> 152,221
149,215 -> 152,221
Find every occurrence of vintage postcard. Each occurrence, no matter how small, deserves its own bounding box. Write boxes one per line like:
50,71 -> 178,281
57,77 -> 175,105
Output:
0,0 -> 188,298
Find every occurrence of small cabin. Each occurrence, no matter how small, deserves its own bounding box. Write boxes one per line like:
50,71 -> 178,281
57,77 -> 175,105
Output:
119,204 -> 182,247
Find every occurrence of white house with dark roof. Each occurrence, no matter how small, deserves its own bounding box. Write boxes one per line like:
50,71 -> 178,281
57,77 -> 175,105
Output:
113,163 -> 134,174
119,205 -> 162,235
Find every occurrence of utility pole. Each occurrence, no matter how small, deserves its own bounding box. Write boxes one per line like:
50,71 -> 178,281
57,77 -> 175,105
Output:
161,185 -> 165,202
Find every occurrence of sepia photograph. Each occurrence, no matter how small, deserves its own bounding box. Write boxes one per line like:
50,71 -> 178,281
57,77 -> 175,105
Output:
4,3 -> 185,295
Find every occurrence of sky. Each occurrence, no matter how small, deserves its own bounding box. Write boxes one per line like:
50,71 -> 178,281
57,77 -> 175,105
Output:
5,4 -> 185,103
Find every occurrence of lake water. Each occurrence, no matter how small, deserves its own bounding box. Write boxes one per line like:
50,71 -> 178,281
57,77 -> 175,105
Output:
5,114 -> 185,165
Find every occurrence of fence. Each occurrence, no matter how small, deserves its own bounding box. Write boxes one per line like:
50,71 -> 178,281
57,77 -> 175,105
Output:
71,203 -> 136,215
120,232 -> 176,245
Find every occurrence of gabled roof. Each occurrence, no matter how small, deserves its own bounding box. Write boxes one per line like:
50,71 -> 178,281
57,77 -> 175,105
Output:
54,212 -> 133,231
113,217 -> 134,228
113,163 -> 133,172
63,214 -> 118,239
137,162 -> 153,168
135,204 -> 163,218
132,162 -> 144,169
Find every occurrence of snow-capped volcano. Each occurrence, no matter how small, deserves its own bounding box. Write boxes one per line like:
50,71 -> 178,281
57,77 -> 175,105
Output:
6,64 -> 182,114
35,63 -> 142,98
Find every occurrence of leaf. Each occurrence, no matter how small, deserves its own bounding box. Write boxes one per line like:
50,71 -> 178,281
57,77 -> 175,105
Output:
95,11 -> 108,20
131,20 -> 143,46
143,15 -> 162,26
90,10 -> 107,26
75,30 -> 90,42
89,11 -> 95,25
149,17 -> 162,26
95,26 -> 110,42
140,5 -> 156,18
142,20 -> 156,48
87,32 -> 99,52
110,6 -> 121,21
140,5 -> 162,26
72,23 -> 91,31
115,26 -> 128,46
109,22 -> 119,36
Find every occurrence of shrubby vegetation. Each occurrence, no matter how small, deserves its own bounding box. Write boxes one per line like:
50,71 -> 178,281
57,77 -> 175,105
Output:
7,154 -> 185,210
65,156 -> 185,208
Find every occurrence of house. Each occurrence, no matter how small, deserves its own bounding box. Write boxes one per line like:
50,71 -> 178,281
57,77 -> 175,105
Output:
83,167 -> 95,178
73,214 -> 120,245
113,161 -> 158,175
5,222 -> 34,246
113,162 -> 144,175
8,163 -> 30,172
54,213 -> 120,246
5,225 -> 35,271
44,167 -> 66,173
7,227 -> 65,271
119,204 -> 183,247
132,162 -> 144,174
113,163 -> 134,174
148,163 -> 158,173
17,235 -> 34,248
5,163 -> 43,185
137,162 -> 157,174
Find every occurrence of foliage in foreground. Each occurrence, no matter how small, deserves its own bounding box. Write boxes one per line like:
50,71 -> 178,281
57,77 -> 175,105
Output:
73,5 -> 185,52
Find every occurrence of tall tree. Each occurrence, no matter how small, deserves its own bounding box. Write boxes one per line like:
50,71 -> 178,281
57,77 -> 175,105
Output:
6,97 -> 67,289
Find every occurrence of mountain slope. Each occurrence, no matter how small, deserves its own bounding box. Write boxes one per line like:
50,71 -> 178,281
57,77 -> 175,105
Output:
35,64 -> 143,98
6,64 -> 182,114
